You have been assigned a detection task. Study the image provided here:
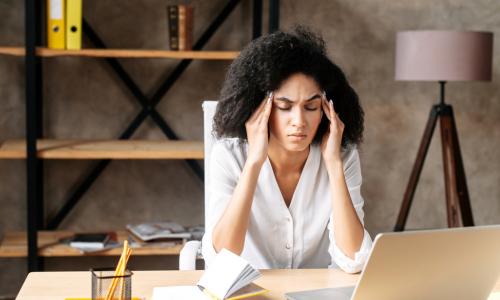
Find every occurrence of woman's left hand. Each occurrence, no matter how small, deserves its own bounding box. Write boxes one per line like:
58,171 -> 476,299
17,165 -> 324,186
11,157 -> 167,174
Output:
320,96 -> 344,165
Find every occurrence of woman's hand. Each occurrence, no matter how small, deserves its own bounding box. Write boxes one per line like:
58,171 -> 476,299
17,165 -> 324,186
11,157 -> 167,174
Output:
245,92 -> 273,166
320,94 -> 345,165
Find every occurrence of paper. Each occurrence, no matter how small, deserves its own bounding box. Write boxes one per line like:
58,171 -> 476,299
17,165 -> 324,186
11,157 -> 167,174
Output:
198,248 -> 256,299
152,286 -> 207,300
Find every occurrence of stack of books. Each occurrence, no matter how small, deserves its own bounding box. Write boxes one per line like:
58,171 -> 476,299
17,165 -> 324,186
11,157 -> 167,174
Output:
167,4 -> 194,50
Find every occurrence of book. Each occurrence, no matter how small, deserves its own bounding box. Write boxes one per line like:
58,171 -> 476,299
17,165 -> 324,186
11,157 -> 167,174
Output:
152,248 -> 268,300
184,4 -> 194,50
126,221 -> 191,242
178,4 -> 194,50
167,5 -> 179,50
178,5 -> 185,51
69,233 -> 111,249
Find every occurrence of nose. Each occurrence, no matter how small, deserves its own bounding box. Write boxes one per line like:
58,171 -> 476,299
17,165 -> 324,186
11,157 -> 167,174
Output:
290,107 -> 306,129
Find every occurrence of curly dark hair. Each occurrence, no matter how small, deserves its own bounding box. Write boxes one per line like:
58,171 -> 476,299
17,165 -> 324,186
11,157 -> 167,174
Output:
213,25 -> 364,149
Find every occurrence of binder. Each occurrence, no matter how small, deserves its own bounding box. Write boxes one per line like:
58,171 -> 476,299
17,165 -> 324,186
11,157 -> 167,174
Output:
66,0 -> 82,50
47,0 -> 65,49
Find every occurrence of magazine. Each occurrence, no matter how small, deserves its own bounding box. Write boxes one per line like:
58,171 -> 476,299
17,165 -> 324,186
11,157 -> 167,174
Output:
126,221 -> 191,242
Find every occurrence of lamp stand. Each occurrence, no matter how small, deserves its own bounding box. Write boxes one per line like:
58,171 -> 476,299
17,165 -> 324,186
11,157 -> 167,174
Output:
394,81 -> 475,231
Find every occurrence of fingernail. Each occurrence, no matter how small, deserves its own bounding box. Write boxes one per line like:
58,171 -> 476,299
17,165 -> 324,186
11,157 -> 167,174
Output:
329,99 -> 333,105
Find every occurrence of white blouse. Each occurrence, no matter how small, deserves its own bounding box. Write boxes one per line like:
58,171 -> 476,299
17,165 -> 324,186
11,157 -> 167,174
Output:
201,138 -> 372,273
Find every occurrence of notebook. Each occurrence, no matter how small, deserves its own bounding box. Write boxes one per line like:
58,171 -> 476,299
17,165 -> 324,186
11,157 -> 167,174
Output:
153,248 -> 268,300
69,233 -> 110,249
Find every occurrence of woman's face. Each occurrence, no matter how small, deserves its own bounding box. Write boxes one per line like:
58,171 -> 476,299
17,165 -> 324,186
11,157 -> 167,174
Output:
269,73 -> 323,152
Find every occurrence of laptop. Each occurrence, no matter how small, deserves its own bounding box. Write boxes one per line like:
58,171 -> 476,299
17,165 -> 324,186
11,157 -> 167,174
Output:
286,225 -> 500,300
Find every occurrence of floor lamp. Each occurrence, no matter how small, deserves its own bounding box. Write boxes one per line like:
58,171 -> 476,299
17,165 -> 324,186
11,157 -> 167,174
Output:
393,30 -> 493,231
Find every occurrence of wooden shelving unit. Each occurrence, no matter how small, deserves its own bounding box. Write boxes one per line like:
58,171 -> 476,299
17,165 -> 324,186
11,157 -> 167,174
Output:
0,46 -> 239,60
0,231 -> 183,257
0,0 -> 277,271
0,139 -> 204,159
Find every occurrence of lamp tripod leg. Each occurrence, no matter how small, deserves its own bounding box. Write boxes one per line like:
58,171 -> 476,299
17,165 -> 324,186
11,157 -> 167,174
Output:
439,105 -> 474,227
394,105 -> 439,231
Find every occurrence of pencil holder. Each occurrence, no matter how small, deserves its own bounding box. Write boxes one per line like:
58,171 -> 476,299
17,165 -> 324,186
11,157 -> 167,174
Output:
91,267 -> 133,300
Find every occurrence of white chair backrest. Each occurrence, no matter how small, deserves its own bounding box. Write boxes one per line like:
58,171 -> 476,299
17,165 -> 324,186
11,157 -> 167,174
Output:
202,100 -> 219,225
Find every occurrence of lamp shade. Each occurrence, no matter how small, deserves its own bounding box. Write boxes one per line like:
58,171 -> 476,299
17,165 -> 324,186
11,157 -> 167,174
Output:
395,30 -> 493,81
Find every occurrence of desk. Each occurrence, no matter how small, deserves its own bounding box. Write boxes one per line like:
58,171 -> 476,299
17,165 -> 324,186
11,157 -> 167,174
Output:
16,269 -> 500,300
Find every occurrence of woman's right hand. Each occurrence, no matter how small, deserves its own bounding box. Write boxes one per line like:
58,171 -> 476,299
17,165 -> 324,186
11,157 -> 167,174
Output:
245,92 -> 273,166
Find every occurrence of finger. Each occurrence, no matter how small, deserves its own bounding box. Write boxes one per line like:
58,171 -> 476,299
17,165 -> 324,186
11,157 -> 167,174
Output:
249,92 -> 273,122
262,93 -> 273,121
257,94 -> 273,127
329,99 -> 337,114
321,90 -> 327,101
335,113 -> 345,130
257,92 -> 273,123
251,98 -> 269,121
332,107 -> 345,133
322,98 -> 332,121
329,100 -> 335,123
330,100 -> 342,125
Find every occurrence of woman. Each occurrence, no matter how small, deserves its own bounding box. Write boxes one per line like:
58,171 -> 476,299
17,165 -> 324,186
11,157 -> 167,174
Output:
201,26 -> 372,274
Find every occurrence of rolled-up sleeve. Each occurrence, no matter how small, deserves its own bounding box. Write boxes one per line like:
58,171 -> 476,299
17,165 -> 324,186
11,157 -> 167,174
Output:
201,141 -> 239,267
328,148 -> 373,274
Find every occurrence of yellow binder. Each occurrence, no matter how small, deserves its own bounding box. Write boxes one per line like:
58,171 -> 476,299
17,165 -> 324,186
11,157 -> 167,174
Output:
47,0 -> 65,49
66,0 -> 82,50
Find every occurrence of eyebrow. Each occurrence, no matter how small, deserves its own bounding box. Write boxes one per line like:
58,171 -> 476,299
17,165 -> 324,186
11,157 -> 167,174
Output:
275,94 -> 322,103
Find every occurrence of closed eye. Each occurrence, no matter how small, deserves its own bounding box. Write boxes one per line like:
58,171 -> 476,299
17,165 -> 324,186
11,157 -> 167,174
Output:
276,104 -> 319,111
274,98 -> 320,111
277,106 -> 291,111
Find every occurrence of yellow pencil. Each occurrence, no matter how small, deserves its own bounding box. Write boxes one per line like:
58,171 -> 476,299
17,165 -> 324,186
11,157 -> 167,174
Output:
105,241 -> 132,300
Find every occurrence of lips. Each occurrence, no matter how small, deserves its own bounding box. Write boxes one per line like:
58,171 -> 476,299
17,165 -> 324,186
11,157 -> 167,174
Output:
288,133 -> 307,141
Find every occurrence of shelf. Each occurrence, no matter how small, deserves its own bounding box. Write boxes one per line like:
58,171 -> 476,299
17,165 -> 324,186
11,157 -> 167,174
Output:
0,231 -> 184,257
0,47 -> 239,60
0,139 -> 204,159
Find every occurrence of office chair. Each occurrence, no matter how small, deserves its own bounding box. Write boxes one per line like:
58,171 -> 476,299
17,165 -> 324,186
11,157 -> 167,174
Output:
179,100 -> 218,270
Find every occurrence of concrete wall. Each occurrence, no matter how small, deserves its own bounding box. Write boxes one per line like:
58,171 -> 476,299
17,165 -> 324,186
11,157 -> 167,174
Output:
1,0 -> 499,297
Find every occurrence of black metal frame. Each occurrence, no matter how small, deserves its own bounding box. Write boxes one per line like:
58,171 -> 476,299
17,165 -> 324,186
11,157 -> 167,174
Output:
25,0 -> 280,272
25,0 -> 44,272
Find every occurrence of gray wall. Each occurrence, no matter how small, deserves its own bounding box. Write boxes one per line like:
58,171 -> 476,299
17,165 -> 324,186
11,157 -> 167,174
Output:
1,0 -> 499,297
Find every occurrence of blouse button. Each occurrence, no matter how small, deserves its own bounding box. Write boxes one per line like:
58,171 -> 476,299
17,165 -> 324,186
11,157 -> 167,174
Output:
286,243 -> 291,250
